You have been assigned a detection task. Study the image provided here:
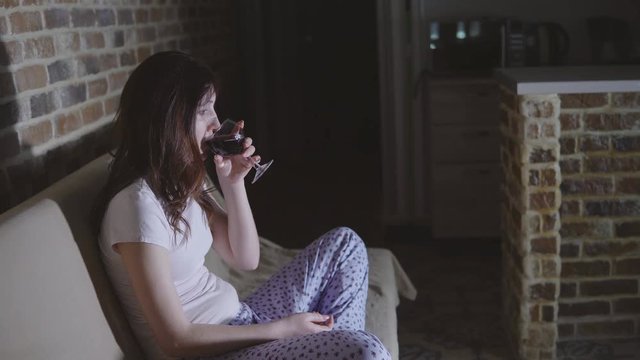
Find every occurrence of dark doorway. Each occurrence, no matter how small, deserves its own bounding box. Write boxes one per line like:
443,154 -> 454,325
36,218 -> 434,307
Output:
230,0 -> 382,247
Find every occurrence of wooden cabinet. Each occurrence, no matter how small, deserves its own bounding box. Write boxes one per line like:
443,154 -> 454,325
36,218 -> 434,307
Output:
428,77 -> 501,238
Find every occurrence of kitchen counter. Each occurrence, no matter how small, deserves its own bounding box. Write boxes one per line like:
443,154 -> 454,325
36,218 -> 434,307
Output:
495,65 -> 640,95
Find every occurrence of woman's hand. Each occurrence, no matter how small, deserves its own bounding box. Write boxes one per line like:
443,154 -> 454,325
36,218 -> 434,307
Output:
212,122 -> 261,186
269,312 -> 334,339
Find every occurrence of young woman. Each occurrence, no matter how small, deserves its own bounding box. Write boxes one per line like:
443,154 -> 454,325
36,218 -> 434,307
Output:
94,51 -> 391,360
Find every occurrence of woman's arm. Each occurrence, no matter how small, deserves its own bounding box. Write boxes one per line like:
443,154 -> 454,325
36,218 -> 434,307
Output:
209,136 -> 261,271
117,242 -> 332,358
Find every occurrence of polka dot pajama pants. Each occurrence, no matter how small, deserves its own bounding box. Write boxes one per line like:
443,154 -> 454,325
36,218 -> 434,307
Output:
213,227 -> 391,360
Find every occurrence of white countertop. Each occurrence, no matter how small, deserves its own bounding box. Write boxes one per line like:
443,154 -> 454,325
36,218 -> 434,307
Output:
495,66 -> 640,95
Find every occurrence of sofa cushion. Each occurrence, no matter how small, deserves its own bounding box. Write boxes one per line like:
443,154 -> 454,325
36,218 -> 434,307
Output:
0,199 -> 122,359
1,154 -> 144,359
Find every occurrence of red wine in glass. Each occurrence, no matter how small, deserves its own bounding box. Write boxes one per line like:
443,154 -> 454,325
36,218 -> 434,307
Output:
204,119 -> 273,183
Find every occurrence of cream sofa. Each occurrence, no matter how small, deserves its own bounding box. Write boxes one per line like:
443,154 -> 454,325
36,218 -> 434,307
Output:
0,154 -> 416,360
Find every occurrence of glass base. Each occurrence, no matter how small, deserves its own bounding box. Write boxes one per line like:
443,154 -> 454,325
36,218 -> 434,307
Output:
251,159 -> 274,184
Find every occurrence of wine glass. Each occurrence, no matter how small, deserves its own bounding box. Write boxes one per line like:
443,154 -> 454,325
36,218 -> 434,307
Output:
204,119 -> 274,184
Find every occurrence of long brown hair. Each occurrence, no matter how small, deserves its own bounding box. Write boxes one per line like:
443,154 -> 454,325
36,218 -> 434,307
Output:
93,51 -> 218,242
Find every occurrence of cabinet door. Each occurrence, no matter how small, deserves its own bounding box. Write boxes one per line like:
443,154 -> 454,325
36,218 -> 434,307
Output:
432,124 -> 500,163
431,163 -> 501,238
429,81 -> 499,126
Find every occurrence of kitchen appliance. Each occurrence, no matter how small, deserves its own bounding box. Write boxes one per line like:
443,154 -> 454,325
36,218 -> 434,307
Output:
427,18 -> 571,75
587,16 -> 634,65
427,17 -> 505,76
503,20 -> 571,67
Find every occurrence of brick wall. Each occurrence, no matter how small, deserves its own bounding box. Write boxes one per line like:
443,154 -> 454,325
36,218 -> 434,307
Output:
0,0 -> 238,213
500,88 -> 640,359
557,92 -> 640,342
500,89 -> 562,360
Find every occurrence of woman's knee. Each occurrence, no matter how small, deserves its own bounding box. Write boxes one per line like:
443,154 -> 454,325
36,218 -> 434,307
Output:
330,330 -> 391,360
331,227 -> 366,252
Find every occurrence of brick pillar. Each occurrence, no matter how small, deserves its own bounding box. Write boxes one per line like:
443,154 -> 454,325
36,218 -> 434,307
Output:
500,88 -> 562,359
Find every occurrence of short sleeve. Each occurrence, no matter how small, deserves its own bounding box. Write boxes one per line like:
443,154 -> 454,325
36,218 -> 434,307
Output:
102,181 -> 173,251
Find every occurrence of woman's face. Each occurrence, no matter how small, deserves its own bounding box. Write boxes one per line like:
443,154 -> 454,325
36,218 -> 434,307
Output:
195,91 -> 220,154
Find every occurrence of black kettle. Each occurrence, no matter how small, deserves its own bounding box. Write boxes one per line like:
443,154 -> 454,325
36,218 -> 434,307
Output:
525,22 -> 570,66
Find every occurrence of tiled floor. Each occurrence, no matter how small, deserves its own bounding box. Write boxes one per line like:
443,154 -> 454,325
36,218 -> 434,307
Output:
387,235 -> 510,359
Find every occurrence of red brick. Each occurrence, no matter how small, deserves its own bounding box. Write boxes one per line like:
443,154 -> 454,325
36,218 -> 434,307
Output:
44,8 -> 70,29
560,112 -> 581,131
108,71 -> 128,92
561,260 -> 610,278
541,305 -> 554,322
9,11 -> 43,34
584,241 -> 639,257
135,8 -> 149,23
560,282 -> 577,298
54,32 -> 80,54
615,258 -> 640,275
561,178 -> 613,196
81,102 -> 103,124
613,298 -> 640,314
150,8 -> 163,22
560,93 -> 608,108
55,112 -> 82,136
137,26 -> 157,43
616,222 -> 640,237
71,8 -> 96,27
560,137 -> 576,155
529,147 -> 556,163
529,283 -> 556,301
613,136 -> 640,152
99,53 -> 118,72
585,200 -> 640,217
560,200 -> 580,217
83,32 -> 105,49
1,0 -> 19,7
579,135 -> 609,152
542,213 -> 557,232
24,36 -> 55,60
531,237 -> 557,254
560,243 -> 580,258
0,16 -> 7,34
14,65 -> 47,91
584,112 -> 640,131
0,41 -> 23,66
585,156 -> 640,173
558,324 -> 574,338
88,78 -> 108,98
137,46 -> 152,62
529,192 -> 555,211
612,92 -> 640,108
577,320 -> 634,337
103,95 -> 120,116
581,279 -> 638,296
560,220 -> 612,238
20,120 -> 53,146
559,301 -> 610,317
617,177 -> 640,195
560,159 -> 581,174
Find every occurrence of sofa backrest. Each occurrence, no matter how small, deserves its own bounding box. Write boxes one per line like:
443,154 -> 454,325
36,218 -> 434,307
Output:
0,154 -> 145,359
0,199 -> 122,359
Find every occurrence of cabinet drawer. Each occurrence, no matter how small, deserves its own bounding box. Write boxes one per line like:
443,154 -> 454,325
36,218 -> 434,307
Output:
432,125 -> 500,163
431,163 -> 501,238
429,82 -> 499,125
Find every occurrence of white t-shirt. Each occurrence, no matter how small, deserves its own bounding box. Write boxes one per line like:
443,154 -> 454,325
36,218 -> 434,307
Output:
99,179 -> 241,360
